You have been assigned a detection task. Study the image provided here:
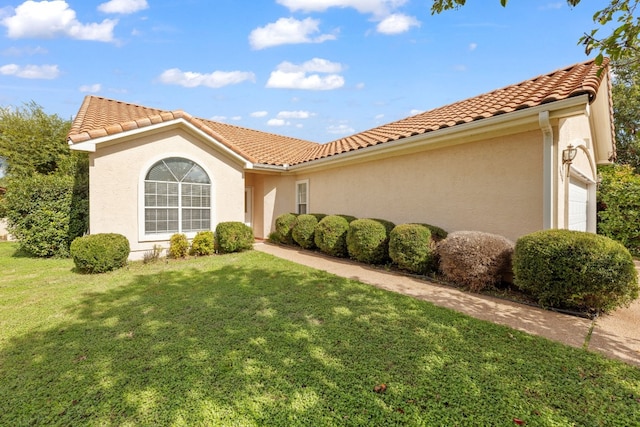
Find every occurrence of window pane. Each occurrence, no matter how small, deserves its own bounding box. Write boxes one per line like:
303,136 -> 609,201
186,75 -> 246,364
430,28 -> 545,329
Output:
164,158 -> 194,182
146,162 -> 176,181
183,164 -> 210,184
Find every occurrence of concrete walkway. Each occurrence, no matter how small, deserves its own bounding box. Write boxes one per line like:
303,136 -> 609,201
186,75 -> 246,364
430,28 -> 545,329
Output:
255,242 -> 640,368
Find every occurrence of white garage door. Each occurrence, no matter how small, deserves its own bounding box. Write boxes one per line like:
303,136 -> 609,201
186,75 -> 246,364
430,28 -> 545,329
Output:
568,178 -> 588,231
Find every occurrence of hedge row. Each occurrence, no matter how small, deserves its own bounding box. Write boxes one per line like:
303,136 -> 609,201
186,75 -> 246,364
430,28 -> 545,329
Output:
272,213 -> 639,313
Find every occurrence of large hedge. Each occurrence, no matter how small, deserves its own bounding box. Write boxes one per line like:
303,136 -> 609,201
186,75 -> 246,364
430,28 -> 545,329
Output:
292,214 -> 319,249
70,233 -> 130,274
513,229 -> 638,313
3,174 -> 80,257
215,222 -> 254,253
346,218 -> 395,264
314,215 -> 351,257
597,164 -> 640,256
389,223 -> 434,274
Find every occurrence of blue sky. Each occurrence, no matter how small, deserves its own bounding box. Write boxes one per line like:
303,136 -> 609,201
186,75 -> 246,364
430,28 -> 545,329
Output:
0,0 -> 609,143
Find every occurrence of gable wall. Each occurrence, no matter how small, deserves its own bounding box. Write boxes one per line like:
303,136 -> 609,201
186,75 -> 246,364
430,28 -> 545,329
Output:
290,130 -> 544,241
88,128 -> 245,259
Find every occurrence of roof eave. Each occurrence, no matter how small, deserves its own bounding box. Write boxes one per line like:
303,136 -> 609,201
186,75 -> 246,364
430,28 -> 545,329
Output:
289,94 -> 591,172
68,118 -> 253,168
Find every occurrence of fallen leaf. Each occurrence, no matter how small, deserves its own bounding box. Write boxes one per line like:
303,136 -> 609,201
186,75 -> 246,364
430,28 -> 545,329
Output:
513,418 -> 526,425
373,383 -> 387,393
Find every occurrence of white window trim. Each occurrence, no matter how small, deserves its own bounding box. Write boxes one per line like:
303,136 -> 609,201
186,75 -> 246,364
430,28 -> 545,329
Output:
138,153 -> 216,242
295,179 -> 309,214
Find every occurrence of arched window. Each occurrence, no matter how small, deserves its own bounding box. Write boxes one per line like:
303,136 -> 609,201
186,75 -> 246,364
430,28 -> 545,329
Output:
144,157 -> 211,235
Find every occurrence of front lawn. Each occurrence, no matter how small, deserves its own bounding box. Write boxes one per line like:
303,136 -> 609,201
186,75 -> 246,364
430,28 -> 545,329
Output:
0,242 -> 638,426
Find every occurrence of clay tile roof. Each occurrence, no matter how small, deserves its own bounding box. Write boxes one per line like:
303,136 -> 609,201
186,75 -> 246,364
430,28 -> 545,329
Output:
67,96 -> 318,165
68,59 -> 608,167
302,59 -> 609,164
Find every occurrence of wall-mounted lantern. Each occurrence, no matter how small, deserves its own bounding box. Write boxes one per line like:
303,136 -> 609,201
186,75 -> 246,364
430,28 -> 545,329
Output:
562,144 -> 577,165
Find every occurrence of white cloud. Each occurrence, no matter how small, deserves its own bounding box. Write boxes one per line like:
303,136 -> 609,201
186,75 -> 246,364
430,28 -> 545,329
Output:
375,113 -> 384,120
2,1 -> 117,42
267,58 -> 345,90
277,110 -> 313,119
376,13 -> 420,34
469,42 -> 477,51
409,109 -> 424,116
278,57 -> 343,73
79,83 -> 101,93
231,116 -> 242,121
98,0 -> 148,14
250,111 -> 268,118
2,45 -> 48,56
277,0 -> 407,17
327,123 -> 355,135
267,118 -> 289,126
249,17 -> 336,50
158,68 -> 256,88
211,115 -> 227,121
0,63 -> 59,79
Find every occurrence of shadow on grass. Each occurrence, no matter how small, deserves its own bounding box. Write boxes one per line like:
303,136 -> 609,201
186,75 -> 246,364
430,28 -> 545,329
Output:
1,253 -> 639,425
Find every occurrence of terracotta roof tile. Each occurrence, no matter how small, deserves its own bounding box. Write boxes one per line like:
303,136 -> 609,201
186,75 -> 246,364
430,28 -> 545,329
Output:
68,59 -> 609,166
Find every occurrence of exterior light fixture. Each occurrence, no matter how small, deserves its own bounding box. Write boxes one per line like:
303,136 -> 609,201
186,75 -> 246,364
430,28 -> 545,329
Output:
562,144 -> 577,165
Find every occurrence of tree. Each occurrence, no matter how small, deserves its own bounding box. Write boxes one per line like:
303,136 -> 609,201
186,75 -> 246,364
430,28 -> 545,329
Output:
611,58 -> 640,171
0,101 -> 89,257
0,101 -> 73,178
430,1 -> 640,66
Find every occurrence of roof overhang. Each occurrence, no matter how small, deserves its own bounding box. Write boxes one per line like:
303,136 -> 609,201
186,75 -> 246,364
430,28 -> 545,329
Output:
289,94 -> 593,173
69,118 -> 253,168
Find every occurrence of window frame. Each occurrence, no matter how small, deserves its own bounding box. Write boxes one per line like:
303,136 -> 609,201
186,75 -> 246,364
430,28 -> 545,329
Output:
139,155 -> 215,242
295,179 -> 309,214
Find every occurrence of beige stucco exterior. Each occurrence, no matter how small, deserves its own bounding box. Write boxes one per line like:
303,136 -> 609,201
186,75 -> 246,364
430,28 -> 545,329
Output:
73,72 -> 614,260
87,123 -> 245,259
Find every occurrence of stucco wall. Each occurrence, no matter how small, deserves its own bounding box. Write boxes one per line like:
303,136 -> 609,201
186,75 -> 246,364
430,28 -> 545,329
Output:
289,130 -> 544,242
89,127 -> 245,259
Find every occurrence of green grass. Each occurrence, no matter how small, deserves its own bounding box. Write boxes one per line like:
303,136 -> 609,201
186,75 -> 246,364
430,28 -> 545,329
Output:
0,242 -> 638,426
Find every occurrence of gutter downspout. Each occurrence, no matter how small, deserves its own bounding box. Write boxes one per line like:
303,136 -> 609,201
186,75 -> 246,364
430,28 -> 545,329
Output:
539,111 -> 555,230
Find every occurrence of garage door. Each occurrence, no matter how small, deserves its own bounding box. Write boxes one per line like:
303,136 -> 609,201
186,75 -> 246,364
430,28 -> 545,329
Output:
568,178 -> 588,231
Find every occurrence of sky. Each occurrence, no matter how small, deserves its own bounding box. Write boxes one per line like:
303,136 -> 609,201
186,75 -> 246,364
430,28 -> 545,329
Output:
0,0 -> 613,143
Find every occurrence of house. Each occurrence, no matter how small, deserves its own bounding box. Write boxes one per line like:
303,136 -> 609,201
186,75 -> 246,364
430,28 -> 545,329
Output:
68,59 -> 615,260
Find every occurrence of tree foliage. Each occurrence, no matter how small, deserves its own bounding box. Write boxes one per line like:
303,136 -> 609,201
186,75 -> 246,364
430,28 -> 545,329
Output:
430,0 -> 640,65
0,101 -> 73,178
597,164 -> 640,256
0,101 -> 89,257
611,59 -> 640,171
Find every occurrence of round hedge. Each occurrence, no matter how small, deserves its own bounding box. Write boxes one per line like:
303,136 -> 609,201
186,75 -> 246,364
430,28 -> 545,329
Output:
70,233 -> 130,274
215,221 -> 254,254
168,233 -> 189,258
274,213 -> 298,245
189,230 -> 215,256
389,224 -> 434,274
437,231 -> 514,292
346,218 -> 395,264
292,214 -> 319,249
513,229 -> 639,313
315,215 -> 351,257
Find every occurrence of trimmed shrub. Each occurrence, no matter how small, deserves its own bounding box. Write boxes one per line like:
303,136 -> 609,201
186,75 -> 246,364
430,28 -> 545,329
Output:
513,229 -> 639,313
190,230 -> 215,256
315,215 -> 351,257
347,218 -> 396,264
70,233 -> 130,274
215,221 -> 254,254
437,231 -> 514,292
389,224 -> 435,274
168,233 -> 189,258
292,214 -> 319,249
274,213 -> 298,245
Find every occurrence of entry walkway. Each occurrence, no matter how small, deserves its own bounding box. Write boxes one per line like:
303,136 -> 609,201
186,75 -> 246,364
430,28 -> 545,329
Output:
255,242 -> 640,367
